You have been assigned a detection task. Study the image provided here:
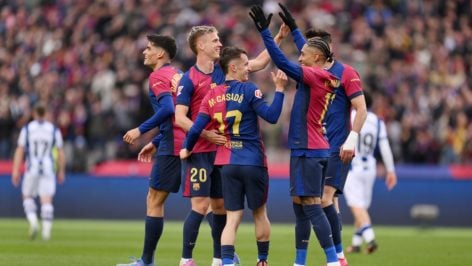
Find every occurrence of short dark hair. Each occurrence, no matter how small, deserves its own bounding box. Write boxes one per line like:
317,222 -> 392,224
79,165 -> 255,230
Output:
34,104 -> 46,117
306,37 -> 333,62
219,46 -> 247,74
305,28 -> 332,44
146,34 -> 177,59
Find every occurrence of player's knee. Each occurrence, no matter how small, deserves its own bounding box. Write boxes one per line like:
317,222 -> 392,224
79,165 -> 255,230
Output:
210,198 -> 225,214
41,203 -> 54,220
23,198 -> 37,213
191,197 -> 211,214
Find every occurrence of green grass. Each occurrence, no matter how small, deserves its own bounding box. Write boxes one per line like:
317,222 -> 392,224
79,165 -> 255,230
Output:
0,218 -> 471,265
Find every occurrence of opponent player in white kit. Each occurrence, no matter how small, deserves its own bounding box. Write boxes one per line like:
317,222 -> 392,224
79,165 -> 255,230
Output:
343,93 -> 397,254
12,104 -> 65,240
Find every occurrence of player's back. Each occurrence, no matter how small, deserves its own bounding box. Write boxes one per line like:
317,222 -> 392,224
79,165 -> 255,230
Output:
19,120 -> 62,175
203,80 -> 267,167
324,61 -> 363,153
351,111 -> 384,171
148,64 -> 186,156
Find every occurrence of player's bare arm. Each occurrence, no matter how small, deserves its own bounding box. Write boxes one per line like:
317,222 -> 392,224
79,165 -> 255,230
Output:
248,24 -> 289,72
123,127 -> 141,144
340,95 -> 367,163
11,146 -> 24,187
56,148 -> 66,185
175,104 -> 226,145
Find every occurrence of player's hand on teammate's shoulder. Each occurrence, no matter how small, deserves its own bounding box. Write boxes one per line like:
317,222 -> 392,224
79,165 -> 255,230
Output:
271,70 -> 288,92
179,149 -> 192,160
137,142 -> 156,163
123,127 -> 141,144
202,129 -> 226,146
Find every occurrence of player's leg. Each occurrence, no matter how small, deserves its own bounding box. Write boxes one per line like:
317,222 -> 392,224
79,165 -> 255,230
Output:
180,153 -> 212,265
291,156 -> 339,266
38,172 -> 56,241
21,172 -> 39,239
292,196 -> 311,266
220,209 -> 243,266
209,163 -> 226,266
322,154 -> 350,265
244,166 -> 270,265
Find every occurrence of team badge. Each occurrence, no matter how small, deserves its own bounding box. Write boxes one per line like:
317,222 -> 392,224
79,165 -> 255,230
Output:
193,183 -> 200,191
255,89 -> 263,98
177,85 -> 183,96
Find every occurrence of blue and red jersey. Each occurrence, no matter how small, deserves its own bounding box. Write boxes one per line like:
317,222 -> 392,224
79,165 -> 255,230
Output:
184,80 -> 284,166
144,64 -> 185,156
260,29 -> 338,157
176,64 -> 225,153
324,62 -> 363,153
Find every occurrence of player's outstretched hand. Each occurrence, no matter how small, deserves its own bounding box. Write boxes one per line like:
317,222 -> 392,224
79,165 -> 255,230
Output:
138,142 -> 156,163
202,129 -> 227,146
180,149 -> 192,160
386,171 -> 397,191
123,127 -> 141,144
278,3 -> 298,31
271,70 -> 288,92
249,5 -> 273,32
274,23 -> 290,42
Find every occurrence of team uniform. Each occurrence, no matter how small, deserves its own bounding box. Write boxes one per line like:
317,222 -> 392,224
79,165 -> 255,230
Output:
143,64 -> 185,193
184,80 -> 284,211
344,111 -> 392,209
176,64 -> 225,198
18,120 -> 63,197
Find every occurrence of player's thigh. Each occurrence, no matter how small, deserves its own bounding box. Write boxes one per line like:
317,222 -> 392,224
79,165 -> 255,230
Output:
181,152 -> 215,197
150,155 -> 181,193
220,165 -> 245,211
22,172 -> 40,197
290,156 -> 328,197
38,173 -> 56,198
344,169 -> 375,209
242,166 -> 269,211
325,153 -> 350,193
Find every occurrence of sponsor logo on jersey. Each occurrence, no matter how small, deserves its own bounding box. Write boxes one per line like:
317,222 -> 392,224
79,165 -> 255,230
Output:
255,89 -> 263,98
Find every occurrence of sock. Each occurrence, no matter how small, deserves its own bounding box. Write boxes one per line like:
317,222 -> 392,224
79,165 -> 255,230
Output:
257,241 -> 269,261
40,203 -> 53,240
206,211 -> 214,228
323,205 -> 343,255
360,224 -> 375,243
293,203 -> 310,265
23,198 -> 39,228
352,231 -> 363,247
212,214 -> 226,258
303,204 -> 337,263
141,216 -> 163,264
338,212 -> 343,231
182,210 -> 204,258
221,245 -> 235,265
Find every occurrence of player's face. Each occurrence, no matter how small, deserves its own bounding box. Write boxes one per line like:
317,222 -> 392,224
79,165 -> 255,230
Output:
299,45 -> 323,67
142,42 -> 161,68
233,53 -> 250,82
198,31 -> 222,60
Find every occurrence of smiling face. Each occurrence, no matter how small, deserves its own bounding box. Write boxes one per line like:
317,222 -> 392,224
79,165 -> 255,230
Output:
142,41 -> 163,68
298,44 -> 324,67
197,31 -> 223,60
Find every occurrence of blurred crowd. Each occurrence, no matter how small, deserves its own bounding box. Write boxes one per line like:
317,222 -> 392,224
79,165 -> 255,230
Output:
0,0 -> 471,171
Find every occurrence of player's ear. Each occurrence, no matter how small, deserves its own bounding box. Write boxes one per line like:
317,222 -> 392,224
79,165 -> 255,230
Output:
156,49 -> 165,59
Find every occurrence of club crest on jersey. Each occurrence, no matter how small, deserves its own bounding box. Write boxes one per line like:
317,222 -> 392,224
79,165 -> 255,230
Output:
210,83 -> 217,89
255,89 -> 263,98
177,85 -> 183,96
192,183 -> 200,191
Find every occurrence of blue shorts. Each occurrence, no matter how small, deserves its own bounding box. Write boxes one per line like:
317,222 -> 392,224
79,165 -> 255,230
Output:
220,165 -> 269,211
150,155 -> 181,193
324,152 -> 351,194
290,156 -> 328,197
181,152 -> 223,198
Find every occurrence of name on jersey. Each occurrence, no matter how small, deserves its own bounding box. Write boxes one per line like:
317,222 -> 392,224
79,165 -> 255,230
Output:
224,140 -> 243,149
208,93 -> 244,107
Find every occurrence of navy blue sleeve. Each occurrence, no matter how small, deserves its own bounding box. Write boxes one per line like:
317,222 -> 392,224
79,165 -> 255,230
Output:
176,72 -> 194,106
151,133 -> 163,147
292,28 -> 306,52
254,92 -> 285,124
184,113 -> 211,151
260,29 -> 303,82
138,94 -> 174,133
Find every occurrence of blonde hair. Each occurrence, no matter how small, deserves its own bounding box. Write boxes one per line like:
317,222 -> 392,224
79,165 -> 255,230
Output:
187,25 -> 217,55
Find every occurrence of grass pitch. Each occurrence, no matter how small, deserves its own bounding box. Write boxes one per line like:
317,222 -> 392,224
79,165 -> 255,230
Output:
0,218 -> 471,265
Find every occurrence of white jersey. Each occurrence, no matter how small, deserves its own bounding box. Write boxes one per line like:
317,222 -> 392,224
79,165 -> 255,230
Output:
18,120 -> 63,177
350,111 -> 386,172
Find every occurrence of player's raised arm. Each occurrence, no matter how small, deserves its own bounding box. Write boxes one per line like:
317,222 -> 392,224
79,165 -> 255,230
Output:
249,5 -> 303,82
252,70 -> 287,124
278,3 -> 306,52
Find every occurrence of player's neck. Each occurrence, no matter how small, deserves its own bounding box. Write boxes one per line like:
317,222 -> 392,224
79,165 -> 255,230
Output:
152,60 -> 170,71
195,55 -> 215,74
323,60 -> 334,70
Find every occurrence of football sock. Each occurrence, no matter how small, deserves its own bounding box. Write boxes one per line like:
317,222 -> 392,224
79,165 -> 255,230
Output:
141,216 -> 163,264
212,214 -> 226,258
23,198 -> 38,228
323,205 -> 343,255
206,211 -> 214,228
40,203 -> 53,240
293,203 -> 310,265
221,245 -> 235,265
303,204 -> 337,263
257,240 -> 269,261
182,210 -> 204,258
360,224 -> 375,243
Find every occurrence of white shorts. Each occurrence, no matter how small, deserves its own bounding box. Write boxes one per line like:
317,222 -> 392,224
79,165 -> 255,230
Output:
344,167 -> 376,209
22,171 -> 56,198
